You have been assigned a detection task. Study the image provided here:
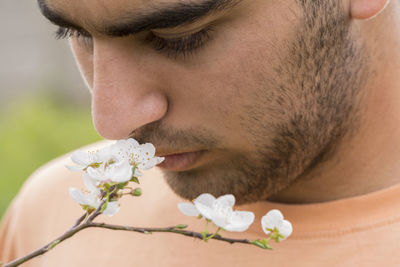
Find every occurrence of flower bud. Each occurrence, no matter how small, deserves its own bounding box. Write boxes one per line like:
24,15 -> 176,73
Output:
131,188 -> 142,197
175,224 -> 188,229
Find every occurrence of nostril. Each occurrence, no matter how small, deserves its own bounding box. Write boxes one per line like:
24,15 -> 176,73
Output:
92,91 -> 168,140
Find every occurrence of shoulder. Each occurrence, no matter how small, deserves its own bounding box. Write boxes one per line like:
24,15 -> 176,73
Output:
7,141 -> 113,226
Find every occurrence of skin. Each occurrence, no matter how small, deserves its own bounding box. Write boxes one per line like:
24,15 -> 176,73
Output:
39,0 -> 400,204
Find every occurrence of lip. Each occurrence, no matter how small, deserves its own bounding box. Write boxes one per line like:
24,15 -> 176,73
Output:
157,151 -> 205,171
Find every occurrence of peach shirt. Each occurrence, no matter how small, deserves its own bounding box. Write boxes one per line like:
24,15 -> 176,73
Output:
2,142 -> 400,266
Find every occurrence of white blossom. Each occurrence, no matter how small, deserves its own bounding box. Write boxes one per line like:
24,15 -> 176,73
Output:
66,150 -> 102,171
111,140 -> 164,176
178,193 -> 255,232
69,187 -> 120,216
261,209 -> 292,240
67,138 -> 164,216
86,156 -> 133,183
67,138 -> 164,183
132,143 -> 165,170
82,173 -> 100,195
178,202 -> 200,217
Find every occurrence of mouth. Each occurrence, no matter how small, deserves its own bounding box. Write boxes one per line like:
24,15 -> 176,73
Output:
156,150 -> 206,171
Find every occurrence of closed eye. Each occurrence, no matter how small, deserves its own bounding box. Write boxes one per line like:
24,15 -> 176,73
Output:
54,26 -> 215,59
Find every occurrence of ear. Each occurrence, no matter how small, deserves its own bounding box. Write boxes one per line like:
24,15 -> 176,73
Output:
350,0 -> 390,20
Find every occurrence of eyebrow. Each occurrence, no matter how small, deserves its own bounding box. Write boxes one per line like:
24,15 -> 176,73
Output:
37,0 -> 241,37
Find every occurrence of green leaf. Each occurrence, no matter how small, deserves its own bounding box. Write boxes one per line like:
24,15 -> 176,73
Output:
175,224 -> 188,229
252,240 -> 273,250
130,176 -> 140,184
252,240 -> 264,247
100,201 -> 108,213
117,182 -> 129,189
201,231 -> 208,241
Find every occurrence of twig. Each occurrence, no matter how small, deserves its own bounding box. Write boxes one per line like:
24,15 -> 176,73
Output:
2,220 -> 259,267
88,223 -> 254,245
2,187 -> 267,267
2,222 -> 91,267
72,212 -> 87,228
86,200 -> 105,223
3,200 -> 107,267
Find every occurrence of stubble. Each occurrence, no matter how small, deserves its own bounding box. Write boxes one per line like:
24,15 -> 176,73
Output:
134,0 -> 369,205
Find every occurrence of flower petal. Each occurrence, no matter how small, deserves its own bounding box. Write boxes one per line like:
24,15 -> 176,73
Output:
134,169 -> 144,177
108,160 -> 133,183
127,138 -> 140,148
224,223 -> 250,232
69,187 -> 94,206
156,157 -> 165,164
139,143 -> 156,157
229,211 -> 255,229
139,157 -> 161,170
267,209 -> 284,221
71,150 -> 91,166
218,211 -> 255,232
86,166 -> 106,181
97,146 -> 114,161
83,173 -> 100,195
210,210 -> 229,229
178,203 -> 200,217
194,193 -> 215,208
194,202 -> 215,220
215,194 -> 235,208
134,143 -> 159,170
193,193 -> 217,220
278,220 -> 293,239
103,201 -> 120,216
261,209 -> 285,235
69,187 -> 85,205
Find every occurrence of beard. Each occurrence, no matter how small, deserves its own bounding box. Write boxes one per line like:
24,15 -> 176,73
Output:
132,0 -> 369,205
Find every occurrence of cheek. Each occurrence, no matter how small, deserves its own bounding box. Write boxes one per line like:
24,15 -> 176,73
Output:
183,18 -> 296,120
163,1 -> 301,146
69,39 -> 94,91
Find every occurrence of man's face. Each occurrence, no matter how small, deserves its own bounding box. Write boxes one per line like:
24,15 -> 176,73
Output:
39,0 -> 367,204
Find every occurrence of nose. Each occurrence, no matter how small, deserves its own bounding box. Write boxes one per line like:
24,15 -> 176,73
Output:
91,39 -> 168,140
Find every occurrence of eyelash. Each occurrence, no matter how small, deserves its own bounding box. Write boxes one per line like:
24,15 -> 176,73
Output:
146,27 -> 213,58
55,27 -> 93,48
54,26 -> 213,58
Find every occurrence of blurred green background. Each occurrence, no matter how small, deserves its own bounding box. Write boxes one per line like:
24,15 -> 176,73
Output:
0,94 -> 101,216
0,1 -> 102,217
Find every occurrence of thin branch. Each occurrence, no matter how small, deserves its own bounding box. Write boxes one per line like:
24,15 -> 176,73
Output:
2,187 -> 268,267
2,220 -> 261,267
88,222 -> 254,245
72,212 -> 88,228
86,201 -> 105,223
2,223 -> 90,267
2,200 -> 107,267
